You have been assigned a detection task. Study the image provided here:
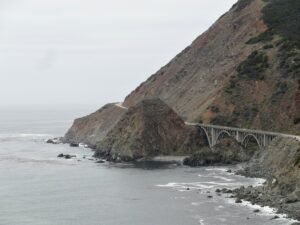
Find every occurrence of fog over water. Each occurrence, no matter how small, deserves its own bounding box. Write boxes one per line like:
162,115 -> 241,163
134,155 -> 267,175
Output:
0,0 -> 237,106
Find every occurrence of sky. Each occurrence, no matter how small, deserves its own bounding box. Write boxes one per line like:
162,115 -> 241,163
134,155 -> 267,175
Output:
0,0 -> 237,107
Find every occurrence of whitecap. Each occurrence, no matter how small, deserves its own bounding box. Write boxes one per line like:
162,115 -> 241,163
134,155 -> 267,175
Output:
205,168 -> 228,172
156,182 -> 215,190
199,219 -> 205,225
191,202 -> 200,206
226,198 -> 299,223
212,176 -> 234,182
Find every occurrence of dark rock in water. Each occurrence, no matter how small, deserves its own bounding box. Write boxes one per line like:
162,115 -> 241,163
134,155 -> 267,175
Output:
285,198 -> 298,204
96,160 -> 106,164
271,216 -> 279,220
207,195 -> 213,198
253,209 -> 260,213
221,188 -> 233,194
46,138 -> 62,144
46,139 -> 55,144
186,188 -> 190,191
64,154 -> 76,159
57,153 -> 64,158
227,169 -> 232,173
64,155 -> 72,159
87,145 -> 97,150
70,143 -> 79,147
215,189 -> 221,193
235,198 -> 242,203
95,99 -> 206,162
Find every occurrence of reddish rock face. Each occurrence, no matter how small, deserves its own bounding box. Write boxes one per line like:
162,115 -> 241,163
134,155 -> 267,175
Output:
94,99 -> 207,161
64,103 -> 126,145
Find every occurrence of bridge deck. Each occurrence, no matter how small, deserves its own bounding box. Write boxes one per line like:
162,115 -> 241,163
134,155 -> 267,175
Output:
185,122 -> 300,140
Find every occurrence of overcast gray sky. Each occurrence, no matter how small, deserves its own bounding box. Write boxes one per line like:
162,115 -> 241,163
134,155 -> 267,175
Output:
0,0 -> 237,106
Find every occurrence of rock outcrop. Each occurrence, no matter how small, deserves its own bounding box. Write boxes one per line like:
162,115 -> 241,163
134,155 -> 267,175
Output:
94,99 -> 207,161
235,137 -> 300,220
183,138 -> 258,167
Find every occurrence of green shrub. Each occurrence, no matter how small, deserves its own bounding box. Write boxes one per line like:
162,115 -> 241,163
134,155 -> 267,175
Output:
237,51 -> 269,80
294,152 -> 300,166
294,117 -> 300,125
246,0 -> 300,49
263,44 -> 274,49
271,81 -> 289,102
262,0 -> 300,43
247,32 -> 274,44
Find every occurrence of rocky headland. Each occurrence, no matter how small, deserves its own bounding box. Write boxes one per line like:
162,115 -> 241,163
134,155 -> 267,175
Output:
94,98 -> 207,162
62,0 -> 300,221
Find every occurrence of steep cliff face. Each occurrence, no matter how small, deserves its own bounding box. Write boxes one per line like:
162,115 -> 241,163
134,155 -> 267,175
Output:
94,99 -> 207,161
64,103 -> 126,145
65,0 -> 300,146
123,0 -> 267,121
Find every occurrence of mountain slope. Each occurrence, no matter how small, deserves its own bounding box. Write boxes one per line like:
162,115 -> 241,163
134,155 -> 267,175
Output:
123,0 -> 267,121
65,0 -> 300,146
123,0 -> 300,134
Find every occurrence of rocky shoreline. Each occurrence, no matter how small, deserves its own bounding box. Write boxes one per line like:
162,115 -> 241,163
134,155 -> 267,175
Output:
49,135 -> 300,222
56,102 -> 300,222
228,137 -> 300,222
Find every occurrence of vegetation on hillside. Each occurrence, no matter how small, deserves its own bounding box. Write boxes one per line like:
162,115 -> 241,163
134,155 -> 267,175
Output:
220,0 -> 300,130
262,0 -> 300,46
232,0 -> 254,12
237,51 -> 269,80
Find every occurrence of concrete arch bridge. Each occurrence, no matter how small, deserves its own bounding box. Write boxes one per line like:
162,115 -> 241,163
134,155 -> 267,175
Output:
185,123 -> 299,149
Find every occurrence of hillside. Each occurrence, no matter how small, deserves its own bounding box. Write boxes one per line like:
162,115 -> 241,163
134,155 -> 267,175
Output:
123,0 -> 300,134
65,0 -> 300,146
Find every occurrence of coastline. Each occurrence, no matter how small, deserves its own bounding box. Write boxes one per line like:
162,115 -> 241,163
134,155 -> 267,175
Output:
56,135 -> 300,223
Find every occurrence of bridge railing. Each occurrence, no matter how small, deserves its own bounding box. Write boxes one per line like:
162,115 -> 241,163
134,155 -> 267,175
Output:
185,122 -> 300,140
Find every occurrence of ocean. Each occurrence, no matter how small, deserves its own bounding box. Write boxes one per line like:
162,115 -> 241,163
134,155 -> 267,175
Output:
0,105 -> 296,225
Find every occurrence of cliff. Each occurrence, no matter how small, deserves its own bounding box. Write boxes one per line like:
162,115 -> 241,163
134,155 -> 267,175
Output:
64,103 -> 126,146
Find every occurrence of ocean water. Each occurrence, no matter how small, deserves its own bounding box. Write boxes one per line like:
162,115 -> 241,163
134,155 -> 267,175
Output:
0,105 -> 297,225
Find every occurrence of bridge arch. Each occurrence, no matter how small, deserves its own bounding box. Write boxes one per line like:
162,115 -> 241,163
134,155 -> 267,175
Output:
215,130 -> 233,144
242,134 -> 261,149
197,126 -> 211,147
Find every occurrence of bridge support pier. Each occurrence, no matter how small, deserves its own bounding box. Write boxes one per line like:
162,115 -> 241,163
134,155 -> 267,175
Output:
195,123 -> 278,149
